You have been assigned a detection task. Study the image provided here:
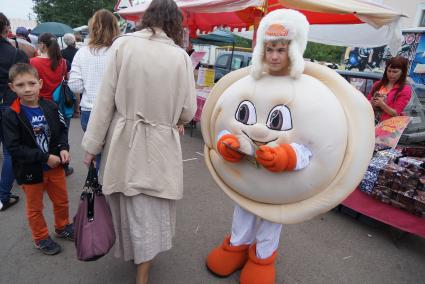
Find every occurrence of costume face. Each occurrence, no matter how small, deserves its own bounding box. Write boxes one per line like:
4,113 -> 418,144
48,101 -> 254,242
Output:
264,41 -> 289,75
209,74 -> 348,204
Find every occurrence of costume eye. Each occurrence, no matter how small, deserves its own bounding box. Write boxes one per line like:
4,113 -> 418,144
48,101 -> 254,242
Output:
235,100 -> 256,125
266,105 -> 292,131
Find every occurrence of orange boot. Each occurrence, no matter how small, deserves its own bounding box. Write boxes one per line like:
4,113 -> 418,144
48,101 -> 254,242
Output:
206,235 -> 249,277
240,244 -> 278,284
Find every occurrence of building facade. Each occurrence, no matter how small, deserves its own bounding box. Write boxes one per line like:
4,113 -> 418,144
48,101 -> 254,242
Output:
384,0 -> 425,28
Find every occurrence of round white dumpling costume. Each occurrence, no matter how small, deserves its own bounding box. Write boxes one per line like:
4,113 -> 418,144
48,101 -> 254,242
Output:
201,63 -> 375,224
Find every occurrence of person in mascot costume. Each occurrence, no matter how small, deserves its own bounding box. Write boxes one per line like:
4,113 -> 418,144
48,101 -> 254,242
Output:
200,9 -> 376,284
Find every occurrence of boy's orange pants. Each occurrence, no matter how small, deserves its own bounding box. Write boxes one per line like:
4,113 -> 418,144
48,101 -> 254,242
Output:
21,166 -> 70,242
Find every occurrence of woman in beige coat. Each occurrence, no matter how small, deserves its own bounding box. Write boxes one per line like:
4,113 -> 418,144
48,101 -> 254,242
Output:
82,0 -> 196,282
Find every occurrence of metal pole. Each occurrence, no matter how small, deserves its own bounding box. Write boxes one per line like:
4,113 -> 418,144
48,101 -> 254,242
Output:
229,41 -> 235,72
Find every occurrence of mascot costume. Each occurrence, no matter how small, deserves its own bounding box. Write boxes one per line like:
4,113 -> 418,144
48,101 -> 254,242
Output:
201,9 -> 375,284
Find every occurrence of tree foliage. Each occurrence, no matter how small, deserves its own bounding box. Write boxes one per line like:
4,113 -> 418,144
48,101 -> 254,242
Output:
304,42 -> 345,64
33,0 -> 116,28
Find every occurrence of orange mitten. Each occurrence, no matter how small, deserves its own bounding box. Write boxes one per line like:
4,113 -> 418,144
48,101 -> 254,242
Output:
217,134 -> 244,163
255,144 -> 297,172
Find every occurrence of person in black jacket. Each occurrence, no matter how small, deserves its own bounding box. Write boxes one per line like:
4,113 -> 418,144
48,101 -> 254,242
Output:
2,63 -> 74,255
0,12 -> 28,211
61,33 -> 78,72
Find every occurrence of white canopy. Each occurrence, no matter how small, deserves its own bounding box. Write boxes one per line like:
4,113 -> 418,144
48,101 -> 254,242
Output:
280,0 -> 405,52
117,0 -> 405,52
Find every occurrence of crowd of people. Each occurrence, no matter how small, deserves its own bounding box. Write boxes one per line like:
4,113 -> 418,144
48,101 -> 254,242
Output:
0,0 -> 415,283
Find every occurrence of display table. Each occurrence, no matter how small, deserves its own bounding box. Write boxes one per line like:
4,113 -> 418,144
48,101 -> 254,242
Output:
342,188 -> 425,238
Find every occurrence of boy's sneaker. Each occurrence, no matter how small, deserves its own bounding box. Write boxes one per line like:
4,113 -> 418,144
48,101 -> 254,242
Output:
35,236 -> 62,255
55,223 -> 74,241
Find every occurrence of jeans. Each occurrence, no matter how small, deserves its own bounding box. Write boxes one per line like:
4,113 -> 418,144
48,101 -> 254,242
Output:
80,110 -> 101,168
0,144 -> 15,204
0,104 -> 15,204
80,110 -> 90,132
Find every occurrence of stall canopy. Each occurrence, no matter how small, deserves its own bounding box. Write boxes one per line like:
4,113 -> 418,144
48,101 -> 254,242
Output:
117,0 -> 405,52
191,29 -> 252,48
191,29 -> 235,45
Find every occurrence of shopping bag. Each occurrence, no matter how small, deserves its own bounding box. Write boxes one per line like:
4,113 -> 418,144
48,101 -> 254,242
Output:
52,80 -> 75,118
74,163 -> 115,261
52,61 -> 76,118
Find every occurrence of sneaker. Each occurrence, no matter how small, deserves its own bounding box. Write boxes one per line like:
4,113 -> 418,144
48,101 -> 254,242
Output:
55,223 -> 74,241
35,236 -> 62,255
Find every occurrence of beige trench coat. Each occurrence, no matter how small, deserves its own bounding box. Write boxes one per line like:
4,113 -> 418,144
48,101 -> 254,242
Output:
82,29 -> 196,200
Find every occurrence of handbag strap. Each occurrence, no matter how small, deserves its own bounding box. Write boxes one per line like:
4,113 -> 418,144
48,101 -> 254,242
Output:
84,162 -> 99,189
83,162 -> 100,222
61,59 -> 67,81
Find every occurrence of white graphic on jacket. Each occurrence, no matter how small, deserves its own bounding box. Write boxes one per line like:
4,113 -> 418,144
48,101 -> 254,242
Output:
21,106 -> 51,153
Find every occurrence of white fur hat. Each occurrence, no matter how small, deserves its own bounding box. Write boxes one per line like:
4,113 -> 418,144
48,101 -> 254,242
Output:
251,9 -> 310,80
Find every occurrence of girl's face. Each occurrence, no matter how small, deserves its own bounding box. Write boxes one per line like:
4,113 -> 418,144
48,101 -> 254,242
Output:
386,66 -> 402,83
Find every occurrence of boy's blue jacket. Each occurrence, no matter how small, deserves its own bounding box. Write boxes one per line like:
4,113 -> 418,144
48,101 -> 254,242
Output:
2,97 -> 69,184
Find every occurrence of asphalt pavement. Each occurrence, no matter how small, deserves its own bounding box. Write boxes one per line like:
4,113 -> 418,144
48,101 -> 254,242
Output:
0,118 -> 424,284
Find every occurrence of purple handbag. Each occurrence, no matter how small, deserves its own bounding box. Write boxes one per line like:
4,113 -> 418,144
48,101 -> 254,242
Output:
74,163 -> 116,261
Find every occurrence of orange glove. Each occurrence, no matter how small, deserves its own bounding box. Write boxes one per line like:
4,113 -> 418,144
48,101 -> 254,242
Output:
255,144 -> 297,172
216,134 -> 244,163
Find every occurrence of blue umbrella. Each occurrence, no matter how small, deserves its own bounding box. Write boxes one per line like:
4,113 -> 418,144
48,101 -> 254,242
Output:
31,22 -> 74,37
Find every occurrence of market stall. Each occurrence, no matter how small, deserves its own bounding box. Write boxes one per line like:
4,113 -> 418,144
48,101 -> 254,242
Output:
338,75 -> 425,238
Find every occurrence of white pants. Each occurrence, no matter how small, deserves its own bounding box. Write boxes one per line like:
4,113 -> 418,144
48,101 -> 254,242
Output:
230,204 -> 282,259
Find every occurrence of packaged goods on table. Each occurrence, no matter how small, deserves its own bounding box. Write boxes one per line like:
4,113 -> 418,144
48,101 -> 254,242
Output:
360,147 -> 425,218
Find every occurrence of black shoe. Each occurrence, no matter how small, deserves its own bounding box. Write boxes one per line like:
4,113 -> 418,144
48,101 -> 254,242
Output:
0,195 -> 19,211
35,236 -> 62,255
65,166 -> 74,176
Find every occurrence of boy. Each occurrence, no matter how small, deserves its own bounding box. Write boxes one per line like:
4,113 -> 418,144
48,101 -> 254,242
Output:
2,63 -> 74,255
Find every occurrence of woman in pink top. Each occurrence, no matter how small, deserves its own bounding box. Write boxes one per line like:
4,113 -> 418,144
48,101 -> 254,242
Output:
367,56 -> 412,123
30,33 -> 66,101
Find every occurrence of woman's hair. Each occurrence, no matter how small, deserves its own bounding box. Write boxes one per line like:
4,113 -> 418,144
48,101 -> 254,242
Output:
38,33 -> 62,70
88,9 -> 120,51
139,0 -> 184,47
0,13 -> 10,36
372,56 -> 409,101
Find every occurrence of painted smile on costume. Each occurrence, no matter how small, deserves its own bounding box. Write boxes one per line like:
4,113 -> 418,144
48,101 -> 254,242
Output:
241,130 -> 278,146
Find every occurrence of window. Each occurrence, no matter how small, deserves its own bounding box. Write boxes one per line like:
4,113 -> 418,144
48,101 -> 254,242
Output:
420,11 -> 425,27
415,3 -> 425,27
215,55 -> 229,67
231,56 -> 243,70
